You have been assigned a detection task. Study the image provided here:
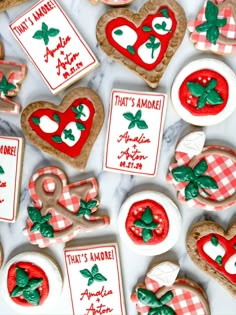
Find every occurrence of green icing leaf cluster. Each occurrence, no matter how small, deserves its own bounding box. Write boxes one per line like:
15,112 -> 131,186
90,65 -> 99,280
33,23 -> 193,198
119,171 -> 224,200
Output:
134,207 -> 159,243
76,199 -> 98,217
123,110 -> 148,130
196,1 -> 227,45
0,75 -> 16,95
80,264 -> 107,286
137,288 -> 176,315
172,159 -> 218,201
0,166 -> 4,174
11,267 -> 43,306
187,79 -> 223,109
33,22 -> 60,46
145,35 -> 160,59
28,207 -> 54,238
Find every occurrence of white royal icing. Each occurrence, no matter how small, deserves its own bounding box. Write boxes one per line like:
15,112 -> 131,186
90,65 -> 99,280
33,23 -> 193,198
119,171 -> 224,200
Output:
147,262 -> 180,286
176,131 -> 206,156
112,26 -> 137,49
38,116 -> 59,133
152,17 -> 173,35
61,122 -> 81,147
225,254 -> 236,275
0,252 -> 63,314
203,241 -> 226,261
138,38 -> 161,64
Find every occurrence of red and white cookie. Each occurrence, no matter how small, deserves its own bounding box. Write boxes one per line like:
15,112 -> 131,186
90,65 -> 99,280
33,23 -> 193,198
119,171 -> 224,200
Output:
187,220 -> 236,298
188,0 -> 236,55
90,0 -> 134,5
167,131 -> 236,211
118,191 -> 181,256
24,166 -> 110,248
0,252 -> 62,313
131,261 -> 210,315
171,59 -> 236,126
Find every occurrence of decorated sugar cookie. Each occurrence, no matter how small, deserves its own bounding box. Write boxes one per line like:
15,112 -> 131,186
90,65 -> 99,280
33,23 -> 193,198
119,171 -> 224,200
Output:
0,136 -> 24,222
0,42 -> 26,114
187,220 -> 236,298
104,89 -> 168,177
131,261 -> 210,315
118,191 -> 181,256
10,0 -> 99,94
167,131 -> 236,211
21,87 -> 104,170
0,252 -> 62,313
64,243 -> 126,315
90,0 -> 134,5
188,0 -> 236,55
0,0 -> 26,12
24,166 -> 109,248
96,0 -> 187,88
171,59 -> 236,126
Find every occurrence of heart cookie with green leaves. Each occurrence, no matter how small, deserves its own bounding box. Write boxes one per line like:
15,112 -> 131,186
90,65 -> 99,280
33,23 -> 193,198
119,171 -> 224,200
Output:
21,87 -> 104,170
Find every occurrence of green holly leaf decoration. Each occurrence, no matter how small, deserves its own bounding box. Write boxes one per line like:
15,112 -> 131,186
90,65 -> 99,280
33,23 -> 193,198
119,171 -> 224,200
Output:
0,166 -> 4,174
16,267 -> 29,287
171,159 -> 218,201
80,264 -> 107,286
76,199 -> 98,217
33,22 -> 60,46
28,206 -> 54,238
195,1 -> 227,45
187,78 -> 223,110
123,110 -> 148,130
0,75 -> 16,95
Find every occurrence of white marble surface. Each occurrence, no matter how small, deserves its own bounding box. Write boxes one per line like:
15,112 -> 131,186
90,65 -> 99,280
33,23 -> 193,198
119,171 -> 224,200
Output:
0,0 -> 236,314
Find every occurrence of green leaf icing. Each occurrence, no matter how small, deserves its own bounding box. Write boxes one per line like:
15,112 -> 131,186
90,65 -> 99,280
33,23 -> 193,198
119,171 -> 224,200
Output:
143,26 -> 152,32
63,129 -> 75,141
76,199 -> 98,217
154,21 -> 172,33
16,267 -> 29,287
171,159 -> 218,201
195,1 -> 227,45
145,35 -> 160,59
0,166 -> 4,174
40,223 -> 54,238
0,75 -> 16,95
215,255 -> 223,265
27,207 -> 54,238
123,110 -> 148,130
32,22 -> 60,46
32,117 -> 40,125
114,29 -> 123,35
159,8 -> 169,18
52,135 -> 63,143
211,235 -> 218,246
53,113 -> 60,123
127,45 -> 135,55
23,289 -> 40,306
80,264 -> 107,286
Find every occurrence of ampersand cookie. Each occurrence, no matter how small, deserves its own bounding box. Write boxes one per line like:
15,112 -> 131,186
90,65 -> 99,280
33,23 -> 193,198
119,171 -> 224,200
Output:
96,0 -> 187,88
0,0 -> 26,12
21,87 -> 104,170
167,131 -> 236,211
188,0 -> 236,55
118,191 -> 181,256
0,41 -> 26,114
0,252 -> 63,313
187,220 -> 236,298
24,166 -> 110,248
131,261 -> 210,315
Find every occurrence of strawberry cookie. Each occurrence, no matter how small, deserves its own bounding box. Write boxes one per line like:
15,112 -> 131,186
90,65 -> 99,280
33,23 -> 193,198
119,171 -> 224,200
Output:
187,220 -> 236,298
171,59 -> 236,126
21,87 -> 104,170
24,166 -> 109,248
167,131 -> 236,211
188,0 -> 236,55
96,0 -> 187,88
131,261 -> 210,315
118,191 -> 181,256
0,252 -> 62,313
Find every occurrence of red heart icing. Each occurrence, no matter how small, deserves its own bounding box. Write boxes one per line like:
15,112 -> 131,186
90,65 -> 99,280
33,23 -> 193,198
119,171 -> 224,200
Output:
28,98 -> 95,158
197,233 -> 236,284
106,6 -> 177,71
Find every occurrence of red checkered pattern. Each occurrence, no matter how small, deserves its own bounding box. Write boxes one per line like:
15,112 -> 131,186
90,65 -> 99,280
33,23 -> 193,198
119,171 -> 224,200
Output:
24,166 -> 108,248
0,60 -> 26,114
188,0 -> 236,54
167,145 -> 236,211
132,277 -> 208,314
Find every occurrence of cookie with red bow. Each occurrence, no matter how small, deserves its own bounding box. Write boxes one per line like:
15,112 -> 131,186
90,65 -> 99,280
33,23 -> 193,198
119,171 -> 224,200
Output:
96,0 -> 187,88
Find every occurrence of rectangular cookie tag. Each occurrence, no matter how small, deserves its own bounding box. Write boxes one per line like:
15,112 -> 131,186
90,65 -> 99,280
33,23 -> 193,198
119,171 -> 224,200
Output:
64,243 -> 126,315
104,89 -> 167,177
0,136 -> 24,222
9,0 -> 99,94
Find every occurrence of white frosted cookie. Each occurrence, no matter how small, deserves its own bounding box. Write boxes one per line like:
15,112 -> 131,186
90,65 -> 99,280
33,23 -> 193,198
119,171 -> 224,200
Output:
118,191 -> 181,256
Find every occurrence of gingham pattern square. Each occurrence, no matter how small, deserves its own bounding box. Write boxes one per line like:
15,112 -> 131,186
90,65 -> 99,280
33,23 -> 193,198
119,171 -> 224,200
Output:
24,166 -> 108,248
188,0 -> 236,55
167,145 -> 236,211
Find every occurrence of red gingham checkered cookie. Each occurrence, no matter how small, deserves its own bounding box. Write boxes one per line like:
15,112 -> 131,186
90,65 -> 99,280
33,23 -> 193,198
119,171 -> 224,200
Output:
24,166 -> 109,248
0,60 -> 26,114
131,262 -> 209,315
167,145 -> 236,211
188,0 -> 236,55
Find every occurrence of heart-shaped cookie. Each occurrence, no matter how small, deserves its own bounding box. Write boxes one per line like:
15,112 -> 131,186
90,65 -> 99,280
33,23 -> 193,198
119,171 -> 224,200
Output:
187,220 -> 236,298
0,0 -> 26,12
96,0 -> 187,88
21,88 -> 104,169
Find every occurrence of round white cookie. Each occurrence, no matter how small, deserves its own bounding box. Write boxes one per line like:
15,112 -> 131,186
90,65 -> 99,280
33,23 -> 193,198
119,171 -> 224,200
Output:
0,252 -> 63,314
171,59 -> 236,126
118,191 -> 181,256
